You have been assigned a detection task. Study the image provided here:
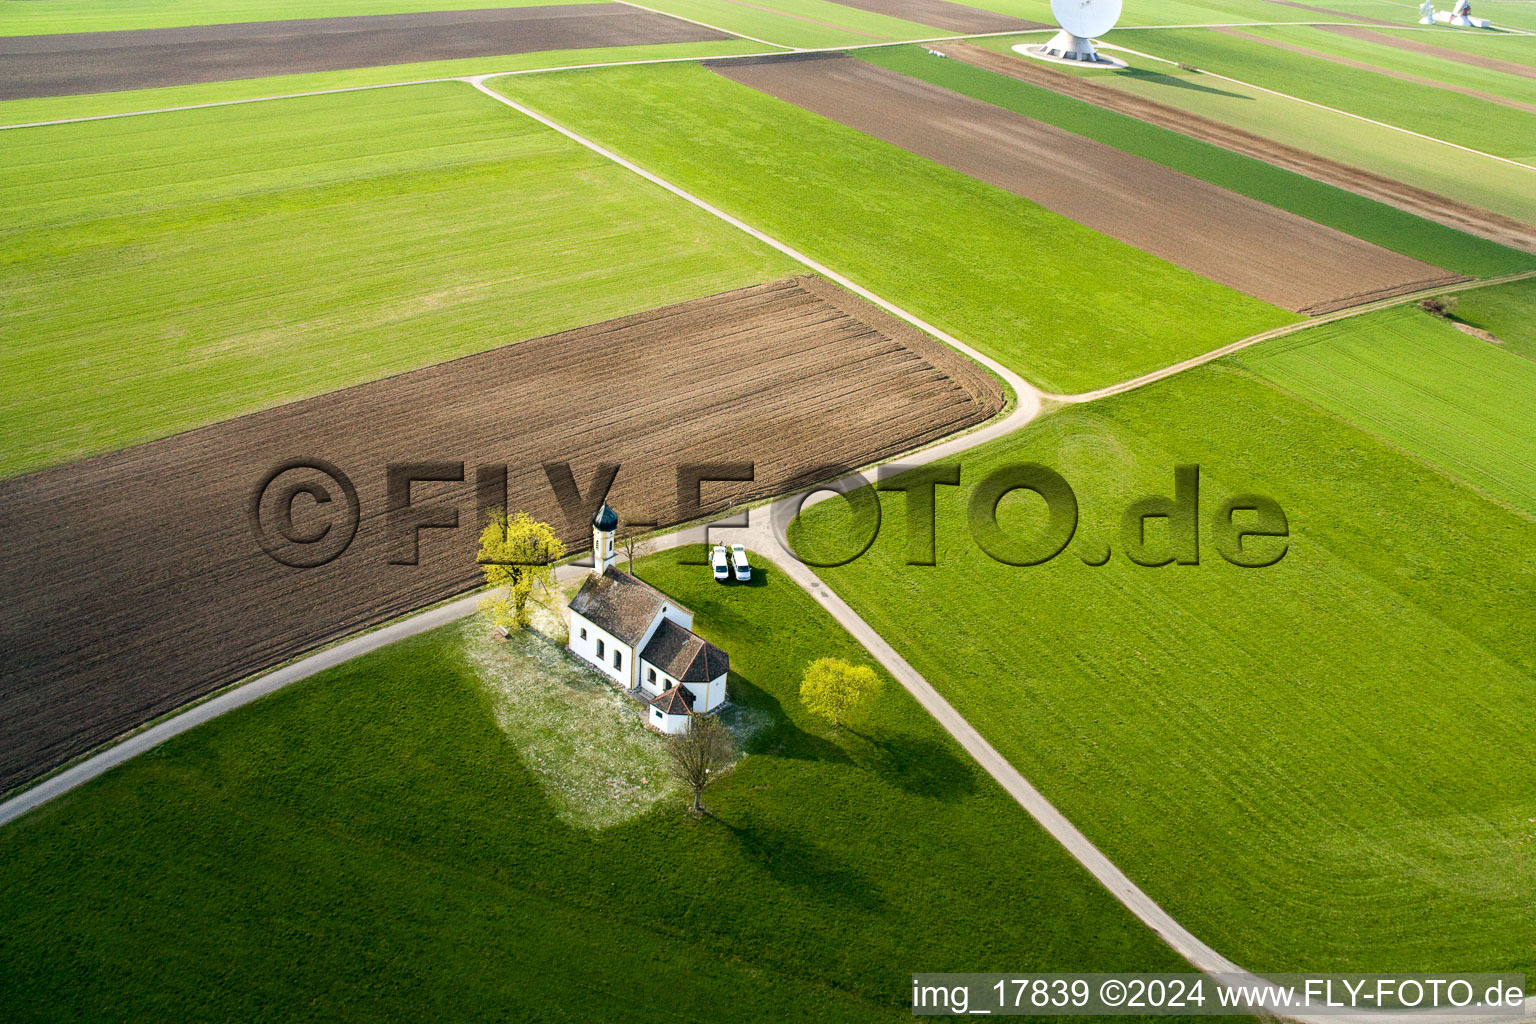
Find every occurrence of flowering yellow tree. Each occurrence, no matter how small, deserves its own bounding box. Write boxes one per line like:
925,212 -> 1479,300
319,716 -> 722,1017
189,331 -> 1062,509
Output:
799,657 -> 882,729
477,511 -> 564,630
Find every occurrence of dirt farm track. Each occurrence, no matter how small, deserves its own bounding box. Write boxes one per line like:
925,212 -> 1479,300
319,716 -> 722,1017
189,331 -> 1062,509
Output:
0,4 -> 727,100
0,277 -> 1003,794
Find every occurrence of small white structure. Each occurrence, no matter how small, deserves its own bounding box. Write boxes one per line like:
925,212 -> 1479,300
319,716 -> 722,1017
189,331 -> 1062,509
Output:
1434,0 -> 1492,26
1015,0 -> 1128,68
567,504 -> 729,735
591,501 -> 618,573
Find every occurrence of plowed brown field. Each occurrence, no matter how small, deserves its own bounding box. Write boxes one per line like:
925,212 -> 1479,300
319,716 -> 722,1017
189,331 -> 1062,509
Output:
0,5 -> 728,100
947,40 -> 1536,253
713,55 -> 1465,314
0,277 -> 1002,793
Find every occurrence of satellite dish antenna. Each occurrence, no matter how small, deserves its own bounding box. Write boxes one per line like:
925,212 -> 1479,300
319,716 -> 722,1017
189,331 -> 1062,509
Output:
1013,0 -> 1127,68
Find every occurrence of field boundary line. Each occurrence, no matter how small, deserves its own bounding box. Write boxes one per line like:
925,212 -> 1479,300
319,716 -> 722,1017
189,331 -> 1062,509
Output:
0,17 -> 1406,133
1106,41 -> 1536,173
1041,268 -> 1536,403
0,34 -> 1020,131
0,75 -> 475,131
465,76 -> 1042,418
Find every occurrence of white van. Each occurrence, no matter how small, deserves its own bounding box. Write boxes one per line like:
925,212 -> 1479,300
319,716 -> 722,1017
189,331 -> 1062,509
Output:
711,544 -> 730,582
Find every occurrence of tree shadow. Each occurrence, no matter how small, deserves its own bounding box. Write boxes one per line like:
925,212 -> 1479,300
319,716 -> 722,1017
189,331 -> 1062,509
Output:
840,725 -> 979,803
713,814 -> 887,913
1121,65 -> 1253,99
725,668 -> 853,766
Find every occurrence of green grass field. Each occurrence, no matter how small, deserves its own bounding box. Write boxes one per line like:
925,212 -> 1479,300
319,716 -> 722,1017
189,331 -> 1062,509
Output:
496,62 -> 1295,393
1111,28 -> 1536,161
0,548 -> 1200,1021
859,45 -> 1534,278
1236,23 -> 1536,108
1232,303 -> 1536,515
993,39 -> 1536,227
0,0 -> 597,35
0,40 -> 778,127
1444,275 -> 1536,361
793,360 -> 1536,973
0,80 -> 797,477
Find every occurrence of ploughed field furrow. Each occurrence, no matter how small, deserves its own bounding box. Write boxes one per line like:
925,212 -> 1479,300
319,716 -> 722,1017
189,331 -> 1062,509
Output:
946,41 -> 1536,254
0,276 -> 1002,793
0,4 -> 729,100
713,54 -> 1468,314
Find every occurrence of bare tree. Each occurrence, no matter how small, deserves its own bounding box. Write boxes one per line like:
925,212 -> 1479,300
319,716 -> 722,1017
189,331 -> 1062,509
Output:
665,715 -> 734,815
618,522 -> 653,574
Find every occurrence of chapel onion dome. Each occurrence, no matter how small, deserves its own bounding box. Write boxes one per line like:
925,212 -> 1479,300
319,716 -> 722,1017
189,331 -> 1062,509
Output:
592,503 -> 619,531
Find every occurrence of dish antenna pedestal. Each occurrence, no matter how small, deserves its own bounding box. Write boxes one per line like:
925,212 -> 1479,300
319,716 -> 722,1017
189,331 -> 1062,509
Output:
1013,0 -> 1127,68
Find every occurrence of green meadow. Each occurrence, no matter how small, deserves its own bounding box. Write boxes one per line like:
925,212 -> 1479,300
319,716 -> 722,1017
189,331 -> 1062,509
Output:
794,360 -> 1536,972
1232,303 -> 1536,516
0,81 -> 796,477
1443,274 -> 1536,362
0,549 -> 1198,1022
860,45 -> 1534,278
497,62 -> 1295,394
0,0 -> 596,35
1001,40 -> 1536,227
1111,28 -> 1536,161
